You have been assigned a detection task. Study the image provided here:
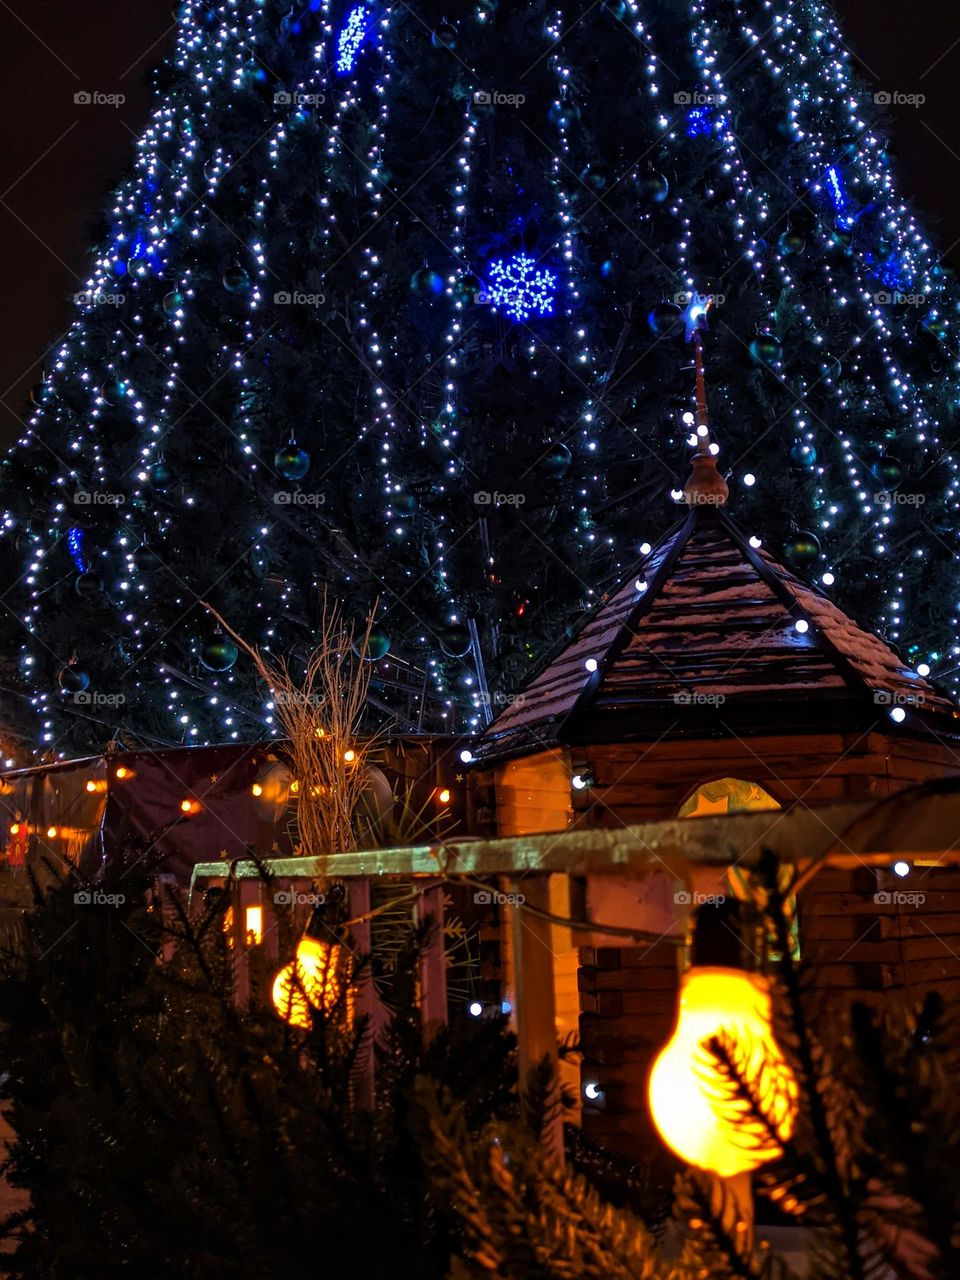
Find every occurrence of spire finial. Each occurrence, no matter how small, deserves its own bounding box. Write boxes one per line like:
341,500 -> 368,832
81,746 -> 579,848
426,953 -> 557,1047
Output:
682,300 -> 728,509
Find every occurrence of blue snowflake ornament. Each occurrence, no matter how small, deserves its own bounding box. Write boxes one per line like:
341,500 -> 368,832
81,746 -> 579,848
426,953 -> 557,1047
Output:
485,253 -> 557,322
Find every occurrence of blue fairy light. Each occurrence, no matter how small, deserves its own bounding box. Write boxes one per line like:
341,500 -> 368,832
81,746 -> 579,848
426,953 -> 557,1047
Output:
66,528 -> 87,574
685,106 -> 714,138
336,6 -> 372,75
485,253 -> 557,322
825,164 -> 856,228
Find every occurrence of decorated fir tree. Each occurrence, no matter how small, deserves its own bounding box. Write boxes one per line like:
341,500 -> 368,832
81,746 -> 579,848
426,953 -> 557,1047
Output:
1,0 -> 958,756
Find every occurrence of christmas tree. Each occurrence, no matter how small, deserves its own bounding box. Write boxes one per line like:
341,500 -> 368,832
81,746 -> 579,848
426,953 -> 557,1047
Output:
2,0 -> 958,756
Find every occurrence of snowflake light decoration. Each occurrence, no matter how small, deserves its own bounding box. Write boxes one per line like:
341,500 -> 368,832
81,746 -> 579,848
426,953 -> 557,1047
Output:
335,6 -> 371,76
485,253 -> 557,322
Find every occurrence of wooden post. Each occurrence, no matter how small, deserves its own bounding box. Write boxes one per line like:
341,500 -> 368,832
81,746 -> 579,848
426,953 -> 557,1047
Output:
347,878 -> 376,1109
418,883 -> 448,1041
508,874 -> 563,1164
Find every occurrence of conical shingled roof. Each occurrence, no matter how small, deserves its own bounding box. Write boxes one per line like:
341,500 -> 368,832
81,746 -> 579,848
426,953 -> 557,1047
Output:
474,505 -> 960,764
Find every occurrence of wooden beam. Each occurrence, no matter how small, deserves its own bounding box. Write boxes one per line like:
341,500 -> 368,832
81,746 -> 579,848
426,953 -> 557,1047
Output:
347,879 -> 376,1110
508,875 -> 564,1164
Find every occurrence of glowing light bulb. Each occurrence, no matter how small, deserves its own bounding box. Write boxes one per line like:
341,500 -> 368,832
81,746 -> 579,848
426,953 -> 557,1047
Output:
459,749 -> 474,764
115,766 -> 131,780
794,619 -> 809,634
251,783 -> 263,797
437,788 -> 451,805
468,1001 -> 483,1018
244,905 -> 264,945
46,826 -> 58,839
917,663 -> 931,677
584,1081 -> 604,1101
889,706 -> 906,723
180,798 -> 199,815
272,936 -> 344,1028
585,658 -> 598,673
743,473 -> 756,486
648,967 -> 798,1177
343,748 -> 356,763
893,861 -> 910,878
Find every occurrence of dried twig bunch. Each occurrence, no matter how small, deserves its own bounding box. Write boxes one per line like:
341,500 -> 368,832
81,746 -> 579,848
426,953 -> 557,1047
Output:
201,594 -> 381,855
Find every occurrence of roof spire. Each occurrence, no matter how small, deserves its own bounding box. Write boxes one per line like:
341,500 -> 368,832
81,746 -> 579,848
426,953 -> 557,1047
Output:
682,300 -> 729,509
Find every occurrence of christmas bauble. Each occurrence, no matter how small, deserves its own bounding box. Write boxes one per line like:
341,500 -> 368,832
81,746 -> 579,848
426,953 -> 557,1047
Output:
749,334 -> 783,367
223,265 -> 251,294
162,290 -> 184,316
636,171 -> 669,204
454,273 -> 482,303
100,379 -> 126,407
392,491 -> 417,516
58,664 -> 90,694
432,23 -> 457,49
440,625 -> 472,659
148,460 -> 173,492
133,543 -> 162,572
75,571 -> 103,598
200,634 -> 239,673
789,441 -> 817,468
542,441 -> 573,477
783,531 -> 821,566
829,228 -> 854,252
274,443 -> 310,481
647,302 -> 684,339
871,455 -> 903,486
920,312 -> 949,341
355,628 -> 391,661
778,230 -> 805,256
580,162 -> 612,192
410,268 -> 444,297
600,257 -> 616,278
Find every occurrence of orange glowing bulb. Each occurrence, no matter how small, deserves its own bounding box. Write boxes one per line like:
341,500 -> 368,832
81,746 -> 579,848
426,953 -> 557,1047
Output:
343,748 -> 356,763
251,783 -> 263,797
180,799 -> 199,815
438,788 -> 451,805
648,967 -> 798,1178
86,781 -> 97,793
46,826 -> 58,839
9,823 -> 21,836
272,937 -> 344,1028
115,766 -> 131,780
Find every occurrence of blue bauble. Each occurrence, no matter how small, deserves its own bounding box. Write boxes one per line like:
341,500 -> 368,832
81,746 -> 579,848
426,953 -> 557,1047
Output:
200,634 -> 239,673
432,23 -> 457,49
58,664 -> 91,694
162,290 -> 184,316
223,265 -> 251,294
542,441 -> 572,477
789,441 -> 817,468
275,442 -> 310,481
647,302 -> 684,339
749,334 -> 783,367
411,268 -> 444,297
636,171 -> 669,204
148,460 -> 174,492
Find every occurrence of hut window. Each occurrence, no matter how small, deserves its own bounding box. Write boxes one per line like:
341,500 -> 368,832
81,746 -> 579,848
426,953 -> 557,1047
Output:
678,777 -> 780,819
678,779 -> 800,960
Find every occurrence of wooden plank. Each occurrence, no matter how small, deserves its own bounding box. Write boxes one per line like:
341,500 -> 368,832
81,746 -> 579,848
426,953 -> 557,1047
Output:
509,876 -> 563,1164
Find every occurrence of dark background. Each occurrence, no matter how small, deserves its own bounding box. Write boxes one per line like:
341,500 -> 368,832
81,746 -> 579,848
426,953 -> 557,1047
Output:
0,0 -> 957,451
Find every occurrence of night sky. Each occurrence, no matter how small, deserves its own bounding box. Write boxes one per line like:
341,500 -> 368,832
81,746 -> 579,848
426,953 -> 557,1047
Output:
0,0 -> 957,452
